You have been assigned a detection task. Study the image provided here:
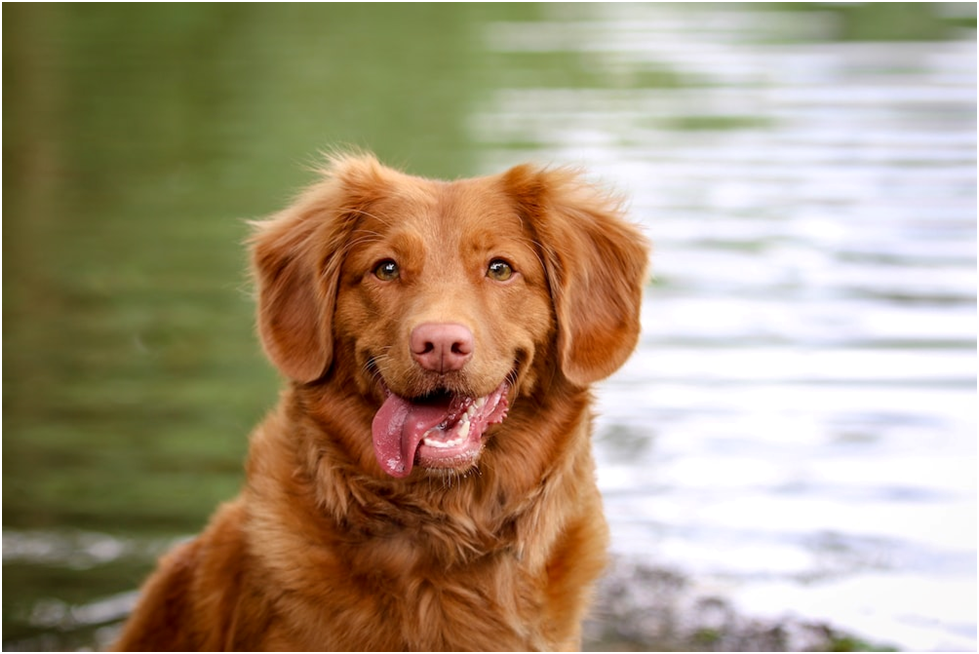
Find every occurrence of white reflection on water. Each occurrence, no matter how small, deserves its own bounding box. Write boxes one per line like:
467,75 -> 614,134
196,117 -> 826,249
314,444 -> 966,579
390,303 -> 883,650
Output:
476,4 -> 976,651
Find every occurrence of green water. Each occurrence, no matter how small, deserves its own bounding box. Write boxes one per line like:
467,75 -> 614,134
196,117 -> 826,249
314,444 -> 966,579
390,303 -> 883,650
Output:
3,5 -> 520,647
3,1 -> 504,529
3,3 -> 973,650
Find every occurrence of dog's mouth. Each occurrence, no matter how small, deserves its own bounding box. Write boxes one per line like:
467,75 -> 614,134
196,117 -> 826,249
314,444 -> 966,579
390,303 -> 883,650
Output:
371,381 -> 509,479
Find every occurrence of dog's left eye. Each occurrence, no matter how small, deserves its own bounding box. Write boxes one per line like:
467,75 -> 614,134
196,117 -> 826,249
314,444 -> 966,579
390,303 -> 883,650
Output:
487,259 -> 514,282
374,260 -> 400,281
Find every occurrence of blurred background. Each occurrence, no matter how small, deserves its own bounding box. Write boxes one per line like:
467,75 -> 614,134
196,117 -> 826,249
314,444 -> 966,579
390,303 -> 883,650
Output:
3,3 -> 975,651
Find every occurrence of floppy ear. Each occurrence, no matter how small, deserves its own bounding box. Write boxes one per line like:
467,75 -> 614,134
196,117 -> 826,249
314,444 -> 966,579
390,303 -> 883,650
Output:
503,165 -> 650,387
250,153 -> 390,382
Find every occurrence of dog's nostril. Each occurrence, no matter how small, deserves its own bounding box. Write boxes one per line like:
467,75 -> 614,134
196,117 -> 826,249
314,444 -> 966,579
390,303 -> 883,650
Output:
411,323 -> 474,373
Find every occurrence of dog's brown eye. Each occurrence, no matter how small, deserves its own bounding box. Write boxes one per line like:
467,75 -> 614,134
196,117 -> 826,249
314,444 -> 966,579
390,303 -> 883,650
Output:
374,260 -> 399,281
487,259 -> 513,282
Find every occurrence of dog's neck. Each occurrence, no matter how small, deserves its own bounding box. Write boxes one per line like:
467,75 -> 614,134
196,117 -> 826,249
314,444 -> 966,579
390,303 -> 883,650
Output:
245,377 -> 596,570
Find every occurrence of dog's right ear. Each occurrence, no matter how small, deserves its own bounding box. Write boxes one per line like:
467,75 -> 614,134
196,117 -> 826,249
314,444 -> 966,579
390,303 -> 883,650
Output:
250,153 -> 390,382
502,164 -> 650,388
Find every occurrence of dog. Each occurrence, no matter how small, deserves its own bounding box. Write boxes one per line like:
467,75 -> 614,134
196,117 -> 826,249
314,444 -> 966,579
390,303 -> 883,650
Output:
112,153 -> 649,651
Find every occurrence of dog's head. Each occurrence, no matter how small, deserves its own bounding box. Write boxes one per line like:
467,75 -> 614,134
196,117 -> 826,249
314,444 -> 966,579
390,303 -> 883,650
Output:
251,153 -> 648,479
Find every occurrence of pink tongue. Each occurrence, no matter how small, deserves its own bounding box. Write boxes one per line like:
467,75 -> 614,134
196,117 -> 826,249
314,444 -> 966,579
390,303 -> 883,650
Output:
372,394 -> 453,478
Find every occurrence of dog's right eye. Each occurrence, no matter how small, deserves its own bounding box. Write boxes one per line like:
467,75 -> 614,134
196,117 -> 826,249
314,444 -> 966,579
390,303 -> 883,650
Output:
487,259 -> 514,282
373,260 -> 400,281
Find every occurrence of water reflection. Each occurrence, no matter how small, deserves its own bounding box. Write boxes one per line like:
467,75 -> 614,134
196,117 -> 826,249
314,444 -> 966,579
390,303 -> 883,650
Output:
3,3 -> 976,651
471,4 -> 975,650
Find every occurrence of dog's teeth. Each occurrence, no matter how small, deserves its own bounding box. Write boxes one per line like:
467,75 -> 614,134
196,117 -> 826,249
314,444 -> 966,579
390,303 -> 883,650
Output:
421,412 -> 475,449
427,436 -> 463,449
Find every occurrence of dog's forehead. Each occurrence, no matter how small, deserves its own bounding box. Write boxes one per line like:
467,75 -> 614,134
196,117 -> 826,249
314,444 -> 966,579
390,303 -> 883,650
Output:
367,176 -> 528,241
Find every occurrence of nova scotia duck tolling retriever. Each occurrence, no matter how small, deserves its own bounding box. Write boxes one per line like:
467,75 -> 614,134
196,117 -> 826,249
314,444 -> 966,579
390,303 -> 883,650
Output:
113,152 -> 650,651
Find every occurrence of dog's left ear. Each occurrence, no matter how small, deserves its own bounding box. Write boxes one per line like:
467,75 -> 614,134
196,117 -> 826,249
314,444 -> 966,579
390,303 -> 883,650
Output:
503,165 -> 650,387
250,153 -> 390,382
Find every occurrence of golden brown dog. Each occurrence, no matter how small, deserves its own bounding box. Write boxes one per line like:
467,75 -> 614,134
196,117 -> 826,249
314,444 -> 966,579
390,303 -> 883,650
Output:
113,153 -> 649,651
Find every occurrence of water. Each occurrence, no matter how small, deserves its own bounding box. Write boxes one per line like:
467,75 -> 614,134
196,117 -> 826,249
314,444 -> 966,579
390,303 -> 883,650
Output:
3,4 -> 975,651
